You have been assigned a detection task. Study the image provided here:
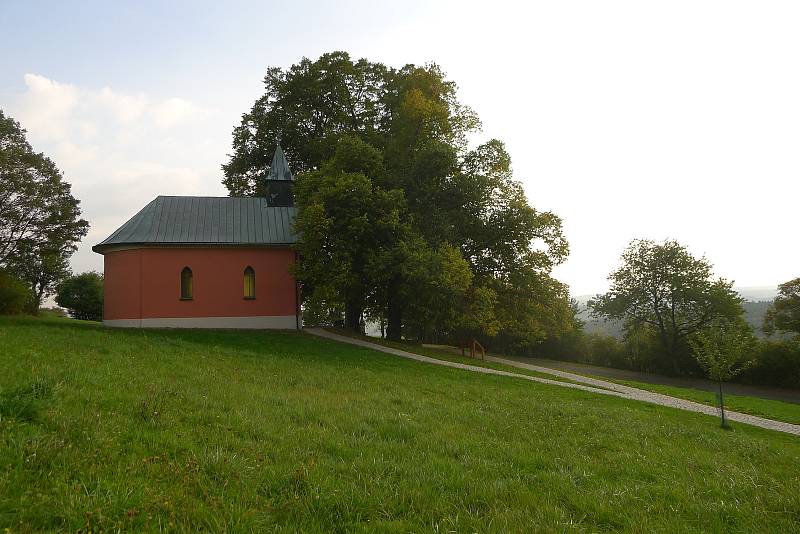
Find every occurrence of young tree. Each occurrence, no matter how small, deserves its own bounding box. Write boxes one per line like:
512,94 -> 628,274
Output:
689,318 -> 757,428
590,240 -> 744,374
56,272 -> 103,321
764,277 -> 800,338
0,110 -> 88,267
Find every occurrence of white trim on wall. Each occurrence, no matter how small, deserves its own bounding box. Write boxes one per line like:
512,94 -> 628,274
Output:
104,315 -> 300,330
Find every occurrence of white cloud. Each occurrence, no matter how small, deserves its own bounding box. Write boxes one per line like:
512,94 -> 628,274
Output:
15,74 -> 205,147
150,97 -> 203,128
19,74 -> 79,140
53,140 -> 99,168
5,74 -> 228,284
96,86 -> 148,122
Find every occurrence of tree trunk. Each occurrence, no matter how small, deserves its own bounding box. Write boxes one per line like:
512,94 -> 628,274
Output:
718,380 -> 728,428
27,285 -> 44,316
386,278 -> 402,341
344,301 -> 362,332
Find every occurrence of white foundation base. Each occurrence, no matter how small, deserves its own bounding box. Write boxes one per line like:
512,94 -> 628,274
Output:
104,315 -> 300,330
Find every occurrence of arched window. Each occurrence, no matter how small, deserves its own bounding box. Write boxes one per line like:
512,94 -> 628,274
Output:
243,266 -> 255,299
180,267 -> 193,300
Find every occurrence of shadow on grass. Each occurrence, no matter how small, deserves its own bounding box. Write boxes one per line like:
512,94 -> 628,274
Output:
2,315 -> 379,368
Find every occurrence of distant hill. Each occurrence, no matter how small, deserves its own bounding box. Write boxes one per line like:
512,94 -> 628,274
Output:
573,286 -> 778,306
575,287 -> 777,338
735,287 -> 779,302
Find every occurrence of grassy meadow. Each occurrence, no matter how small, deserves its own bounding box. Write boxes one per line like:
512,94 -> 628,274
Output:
588,376 -> 800,426
1,315 -> 799,532
338,331 -> 800,426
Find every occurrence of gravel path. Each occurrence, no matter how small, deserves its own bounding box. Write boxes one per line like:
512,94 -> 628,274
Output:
494,355 -> 800,403
306,328 -> 800,436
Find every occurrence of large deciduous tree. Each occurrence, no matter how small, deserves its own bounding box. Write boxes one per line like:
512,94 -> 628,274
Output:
223,53 -> 389,196
764,277 -> 800,338
0,110 -> 88,311
589,239 -> 744,374
224,53 -> 571,348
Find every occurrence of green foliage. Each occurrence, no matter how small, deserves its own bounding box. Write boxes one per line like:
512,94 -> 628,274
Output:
740,339 -> 800,389
0,267 -> 32,315
402,242 -> 475,341
292,141 -> 407,330
764,277 -> 800,338
0,110 -> 88,274
223,52 -> 389,196
55,271 -> 103,321
689,318 -> 757,382
4,239 -> 71,313
689,318 -> 757,427
590,239 -> 744,374
227,53 -> 569,348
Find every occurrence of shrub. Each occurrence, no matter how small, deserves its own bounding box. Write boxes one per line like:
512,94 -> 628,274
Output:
0,268 -> 32,315
56,271 -> 103,321
582,333 -> 628,368
531,329 -> 588,362
739,340 -> 800,389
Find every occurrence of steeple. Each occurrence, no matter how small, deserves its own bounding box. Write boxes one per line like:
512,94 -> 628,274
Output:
265,144 -> 294,207
267,144 -> 294,182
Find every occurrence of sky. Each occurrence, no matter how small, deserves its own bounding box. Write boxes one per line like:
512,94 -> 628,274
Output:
1,0 -> 798,296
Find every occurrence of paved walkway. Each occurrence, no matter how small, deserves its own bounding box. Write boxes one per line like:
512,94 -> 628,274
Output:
496,355 -> 800,404
305,329 -> 800,436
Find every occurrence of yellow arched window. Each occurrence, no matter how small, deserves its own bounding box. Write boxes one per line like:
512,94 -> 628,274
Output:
180,267 -> 193,300
243,266 -> 255,299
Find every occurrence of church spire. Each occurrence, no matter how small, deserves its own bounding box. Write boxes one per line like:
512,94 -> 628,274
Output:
267,143 -> 294,181
265,144 -> 294,207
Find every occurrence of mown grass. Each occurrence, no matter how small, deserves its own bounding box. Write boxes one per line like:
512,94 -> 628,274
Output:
325,328 -> 594,388
354,333 -> 800,426
0,316 -> 799,532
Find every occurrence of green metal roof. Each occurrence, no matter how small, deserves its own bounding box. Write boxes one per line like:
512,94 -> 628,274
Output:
93,196 -> 297,253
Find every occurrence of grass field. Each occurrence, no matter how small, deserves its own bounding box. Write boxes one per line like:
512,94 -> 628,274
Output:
588,376 -> 800,426
1,316 -> 799,532
324,329 -> 597,388
338,332 -> 800,426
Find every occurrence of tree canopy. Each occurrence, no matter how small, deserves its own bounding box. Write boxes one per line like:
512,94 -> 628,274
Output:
224,52 -> 571,349
0,110 -> 88,311
589,239 -> 744,373
764,277 -> 800,338
690,318 -> 756,383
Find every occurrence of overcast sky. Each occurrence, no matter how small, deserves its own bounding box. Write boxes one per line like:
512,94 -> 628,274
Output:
2,1 -> 798,296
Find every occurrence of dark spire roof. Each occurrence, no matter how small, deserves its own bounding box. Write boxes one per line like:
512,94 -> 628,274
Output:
267,144 -> 294,181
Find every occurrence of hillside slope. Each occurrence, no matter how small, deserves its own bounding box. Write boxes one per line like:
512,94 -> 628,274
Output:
1,316 -> 799,532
